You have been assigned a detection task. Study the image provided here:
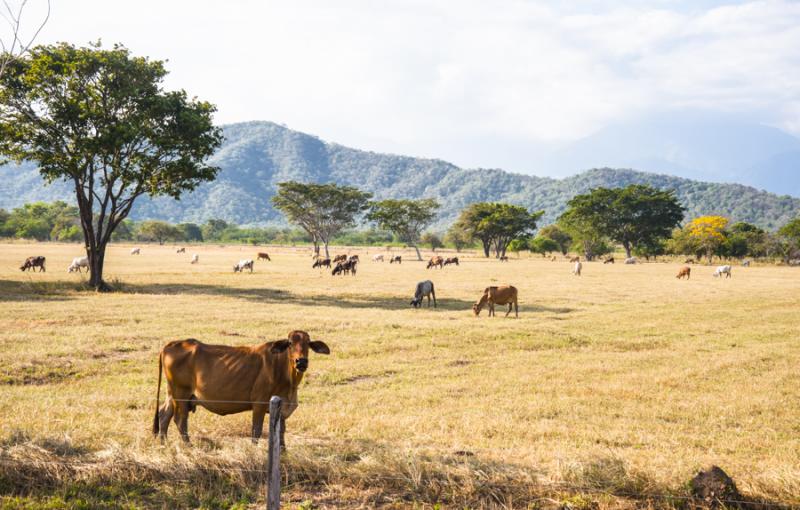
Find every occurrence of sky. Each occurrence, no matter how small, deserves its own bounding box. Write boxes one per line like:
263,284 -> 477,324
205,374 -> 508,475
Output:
9,0 -> 800,174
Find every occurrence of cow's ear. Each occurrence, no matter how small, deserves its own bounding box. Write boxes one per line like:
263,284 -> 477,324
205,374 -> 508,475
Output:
270,340 -> 291,354
309,341 -> 330,355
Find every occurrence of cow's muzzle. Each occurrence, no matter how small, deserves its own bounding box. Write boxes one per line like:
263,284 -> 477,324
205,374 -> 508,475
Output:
295,358 -> 309,372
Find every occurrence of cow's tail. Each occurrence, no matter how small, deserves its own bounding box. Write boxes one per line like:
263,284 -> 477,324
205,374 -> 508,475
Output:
152,350 -> 163,436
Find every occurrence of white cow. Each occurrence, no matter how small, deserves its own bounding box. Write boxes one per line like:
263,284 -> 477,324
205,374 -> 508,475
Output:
572,261 -> 582,276
68,256 -> 89,273
130,247 -> 141,255
190,254 -> 199,264
713,265 -> 732,278
624,257 -> 637,264
233,259 -> 254,273
372,254 -> 384,262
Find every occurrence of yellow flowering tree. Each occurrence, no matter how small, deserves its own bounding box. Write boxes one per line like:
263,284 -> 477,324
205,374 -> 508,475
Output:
687,216 -> 729,263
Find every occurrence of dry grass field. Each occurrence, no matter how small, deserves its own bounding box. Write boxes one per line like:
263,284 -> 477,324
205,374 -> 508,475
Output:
1,241 -> 799,509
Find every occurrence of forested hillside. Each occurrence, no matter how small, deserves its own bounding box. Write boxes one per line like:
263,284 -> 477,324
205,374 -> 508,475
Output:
1,121 -> 798,230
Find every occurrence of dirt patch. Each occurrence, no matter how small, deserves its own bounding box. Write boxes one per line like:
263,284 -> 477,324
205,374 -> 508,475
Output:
1,360 -> 78,386
331,370 -> 398,386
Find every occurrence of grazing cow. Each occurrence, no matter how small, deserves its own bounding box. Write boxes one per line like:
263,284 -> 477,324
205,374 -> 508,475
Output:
443,257 -> 459,266
551,256 -> 557,262
348,255 -> 359,263
20,256 -> 46,272
676,266 -> 691,279
233,259 -> 254,273
410,280 -> 436,308
131,247 -> 141,255
177,247 -> 186,254
190,254 -> 199,264
572,261 -> 582,276
473,285 -> 518,318
390,255 -> 402,264
333,254 -> 347,263
685,258 -> 695,264
569,256 -> 580,263
332,259 -> 357,276
713,265 -> 732,278
603,257 -> 614,264
153,330 -> 330,445
372,254 -> 384,262
67,256 -> 89,273
257,252 -> 271,261
427,256 -> 444,269
624,257 -> 637,265
312,258 -> 331,269
499,256 -> 509,262
742,260 -> 751,267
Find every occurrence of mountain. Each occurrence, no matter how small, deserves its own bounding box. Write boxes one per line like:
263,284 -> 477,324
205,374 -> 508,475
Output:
538,112 -> 800,196
1,120 -> 799,230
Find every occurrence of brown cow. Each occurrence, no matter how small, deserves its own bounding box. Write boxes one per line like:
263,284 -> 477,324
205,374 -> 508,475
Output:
389,255 -> 402,264
333,254 -> 347,263
312,258 -> 331,269
473,285 -> 518,317
153,330 -> 330,446
569,256 -> 580,263
427,256 -> 444,269
603,256 -> 614,264
20,256 -> 46,272
257,252 -> 271,261
176,247 -> 186,254
676,266 -> 691,279
443,257 -> 459,266
499,256 -> 509,262
348,255 -> 359,263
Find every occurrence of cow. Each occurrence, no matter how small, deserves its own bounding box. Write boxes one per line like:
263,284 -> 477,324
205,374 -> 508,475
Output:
372,254 -> 384,262
332,259 -> 357,276
348,255 -> 359,263
313,258 -> 331,269
713,265 -> 732,278
177,247 -> 186,254
410,280 -> 436,308
676,266 -> 691,279
389,256 -> 402,264
152,330 -> 330,446
190,254 -> 199,264
257,252 -> 271,261
742,260 -> 751,267
68,256 -> 89,273
569,256 -> 580,263
624,257 -> 637,265
499,256 -> 509,262
333,254 -> 347,263
20,256 -> 46,272
131,247 -> 141,255
427,256 -> 444,269
473,285 -> 518,318
572,261 -> 582,276
603,257 -> 614,264
443,257 -> 459,266
685,258 -> 696,264
233,259 -> 254,273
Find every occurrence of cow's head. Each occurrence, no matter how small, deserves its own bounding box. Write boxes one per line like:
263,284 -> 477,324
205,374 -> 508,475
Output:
271,330 -> 330,374
472,295 -> 487,316
410,297 -> 421,308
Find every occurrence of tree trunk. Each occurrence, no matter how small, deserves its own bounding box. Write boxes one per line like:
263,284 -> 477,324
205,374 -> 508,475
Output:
623,242 -> 632,259
482,240 -> 490,258
88,244 -> 110,291
413,245 -> 422,261
323,241 -> 330,259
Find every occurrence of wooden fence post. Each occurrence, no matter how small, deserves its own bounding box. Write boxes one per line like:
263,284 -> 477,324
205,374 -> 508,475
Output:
267,396 -> 282,510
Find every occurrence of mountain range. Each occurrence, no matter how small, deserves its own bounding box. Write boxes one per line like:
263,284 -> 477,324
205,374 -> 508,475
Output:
1,120 -> 799,231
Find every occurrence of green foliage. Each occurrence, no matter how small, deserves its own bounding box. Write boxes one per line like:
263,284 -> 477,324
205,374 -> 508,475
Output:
0,201 -> 80,241
201,219 -> 229,241
507,237 -> 531,256
136,221 -> 179,245
420,232 -> 443,251
529,236 -> 559,256
0,42 -> 222,289
537,225 -> 573,255
177,223 -> 203,242
367,198 -> 439,259
444,224 -> 472,252
779,218 -> 800,248
453,202 -> 543,257
333,228 -> 394,246
272,181 -> 373,256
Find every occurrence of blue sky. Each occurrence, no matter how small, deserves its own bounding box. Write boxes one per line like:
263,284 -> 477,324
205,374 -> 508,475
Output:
10,1 -> 800,172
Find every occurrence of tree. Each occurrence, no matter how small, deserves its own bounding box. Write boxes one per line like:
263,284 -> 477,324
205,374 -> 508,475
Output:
507,238 -> 530,257
367,198 -> 439,260
686,216 -> 729,263
559,185 -> 684,259
272,181 -> 372,258
0,0 -> 50,79
444,224 -> 471,252
177,223 -> 203,242
453,202 -> 543,258
136,220 -> 179,245
778,218 -> 800,262
529,236 -> 559,257
557,211 -> 611,261
538,225 -> 572,255
0,43 -> 222,290
420,232 -> 443,252
202,219 -> 229,241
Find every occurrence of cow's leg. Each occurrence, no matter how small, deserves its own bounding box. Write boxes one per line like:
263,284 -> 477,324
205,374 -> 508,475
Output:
172,398 -> 191,443
251,404 -> 267,443
158,398 -> 174,441
505,303 -> 513,317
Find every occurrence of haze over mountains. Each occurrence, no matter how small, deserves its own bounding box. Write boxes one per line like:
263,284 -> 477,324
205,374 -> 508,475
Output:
1,118 -> 799,231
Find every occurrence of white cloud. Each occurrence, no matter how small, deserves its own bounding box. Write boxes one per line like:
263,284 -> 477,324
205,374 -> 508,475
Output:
26,0 -> 800,171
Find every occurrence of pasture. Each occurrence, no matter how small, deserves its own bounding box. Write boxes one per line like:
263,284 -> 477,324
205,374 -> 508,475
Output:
1,242 -> 799,508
